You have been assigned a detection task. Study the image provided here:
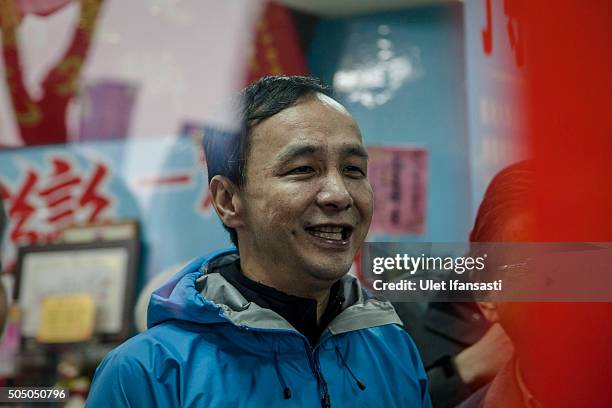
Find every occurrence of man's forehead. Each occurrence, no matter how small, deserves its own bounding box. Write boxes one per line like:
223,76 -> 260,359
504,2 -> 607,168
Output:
275,140 -> 369,162
249,94 -> 362,156
252,92 -> 356,130
311,92 -> 351,115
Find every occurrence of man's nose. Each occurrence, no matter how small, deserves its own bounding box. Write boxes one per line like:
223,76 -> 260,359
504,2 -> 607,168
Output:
316,171 -> 353,211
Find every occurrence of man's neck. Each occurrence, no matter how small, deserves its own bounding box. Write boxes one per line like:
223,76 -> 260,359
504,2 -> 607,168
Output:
239,256 -> 332,322
218,258 -> 345,345
315,288 -> 332,324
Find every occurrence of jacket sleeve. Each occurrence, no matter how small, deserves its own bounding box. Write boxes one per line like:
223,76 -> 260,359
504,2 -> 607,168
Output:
422,381 -> 434,408
85,347 -> 172,408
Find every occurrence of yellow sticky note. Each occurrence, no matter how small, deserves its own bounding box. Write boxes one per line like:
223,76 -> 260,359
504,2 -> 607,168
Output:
36,294 -> 96,343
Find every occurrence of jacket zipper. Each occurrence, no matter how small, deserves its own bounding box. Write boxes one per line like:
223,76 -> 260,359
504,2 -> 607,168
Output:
241,326 -> 333,407
305,344 -> 331,408
314,350 -> 331,408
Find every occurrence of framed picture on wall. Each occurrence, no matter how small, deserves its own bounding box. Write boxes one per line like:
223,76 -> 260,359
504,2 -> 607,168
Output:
60,220 -> 139,243
14,240 -> 139,343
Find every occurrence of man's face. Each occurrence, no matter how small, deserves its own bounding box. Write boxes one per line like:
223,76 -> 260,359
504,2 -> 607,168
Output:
237,93 -> 373,285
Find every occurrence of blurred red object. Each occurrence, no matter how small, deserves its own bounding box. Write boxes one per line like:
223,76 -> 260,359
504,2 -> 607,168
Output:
522,0 -> 612,406
246,1 -> 307,84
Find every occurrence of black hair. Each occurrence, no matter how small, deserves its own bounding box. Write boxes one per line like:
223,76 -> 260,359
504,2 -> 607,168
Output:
203,75 -> 333,248
470,160 -> 535,243
467,161 -> 535,285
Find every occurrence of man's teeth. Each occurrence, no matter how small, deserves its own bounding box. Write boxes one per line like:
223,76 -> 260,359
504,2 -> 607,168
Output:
307,226 -> 351,241
310,230 -> 343,241
311,226 -> 343,233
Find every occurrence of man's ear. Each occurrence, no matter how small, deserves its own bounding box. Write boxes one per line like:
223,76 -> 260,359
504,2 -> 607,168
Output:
477,301 -> 500,323
209,175 -> 244,229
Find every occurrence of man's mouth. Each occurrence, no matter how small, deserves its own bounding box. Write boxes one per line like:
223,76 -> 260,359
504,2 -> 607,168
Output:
305,225 -> 353,241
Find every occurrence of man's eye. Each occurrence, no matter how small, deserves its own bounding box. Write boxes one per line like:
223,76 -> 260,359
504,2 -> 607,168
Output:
344,166 -> 366,177
288,166 -> 315,175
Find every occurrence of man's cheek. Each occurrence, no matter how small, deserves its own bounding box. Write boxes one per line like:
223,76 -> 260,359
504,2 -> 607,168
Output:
261,196 -> 298,224
359,184 -> 374,220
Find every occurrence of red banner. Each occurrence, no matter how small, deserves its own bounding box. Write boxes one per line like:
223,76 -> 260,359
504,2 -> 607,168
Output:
246,1 -> 307,84
1,0 -> 105,146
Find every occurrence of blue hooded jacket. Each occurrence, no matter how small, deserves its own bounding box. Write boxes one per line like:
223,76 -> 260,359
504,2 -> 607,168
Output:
86,249 -> 432,407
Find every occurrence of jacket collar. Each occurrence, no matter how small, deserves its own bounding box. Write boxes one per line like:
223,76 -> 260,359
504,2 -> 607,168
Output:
196,250 -> 402,338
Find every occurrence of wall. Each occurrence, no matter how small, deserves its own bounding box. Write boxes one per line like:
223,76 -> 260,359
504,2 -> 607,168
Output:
309,4 -> 471,242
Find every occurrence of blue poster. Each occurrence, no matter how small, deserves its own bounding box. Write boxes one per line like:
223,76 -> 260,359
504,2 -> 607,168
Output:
0,136 -> 229,280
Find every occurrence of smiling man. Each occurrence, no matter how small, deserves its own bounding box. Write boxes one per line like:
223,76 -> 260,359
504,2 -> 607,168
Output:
86,76 -> 431,407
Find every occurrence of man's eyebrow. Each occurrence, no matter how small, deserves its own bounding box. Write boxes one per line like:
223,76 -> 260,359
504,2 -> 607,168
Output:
342,144 -> 369,160
275,144 -> 322,165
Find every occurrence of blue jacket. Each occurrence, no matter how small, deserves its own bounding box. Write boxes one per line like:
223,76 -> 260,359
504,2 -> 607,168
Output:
86,249 -> 432,407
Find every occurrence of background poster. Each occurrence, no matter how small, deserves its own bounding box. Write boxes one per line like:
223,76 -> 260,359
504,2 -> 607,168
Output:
19,248 -> 128,336
0,135 -> 227,280
368,146 -> 427,235
0,0 -> 260,147
78,79 -> 138,142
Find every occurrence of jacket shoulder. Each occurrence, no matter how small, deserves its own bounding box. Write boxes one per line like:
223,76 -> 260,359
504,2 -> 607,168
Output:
85,326 -> 183,407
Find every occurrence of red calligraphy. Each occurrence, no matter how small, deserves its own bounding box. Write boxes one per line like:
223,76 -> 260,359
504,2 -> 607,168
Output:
0,157 -> 112,248
481,0 -> 525,67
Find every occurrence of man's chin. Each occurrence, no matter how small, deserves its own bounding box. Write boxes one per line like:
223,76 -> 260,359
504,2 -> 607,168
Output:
294,240 -> 358,281
304,259 -> 353,282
